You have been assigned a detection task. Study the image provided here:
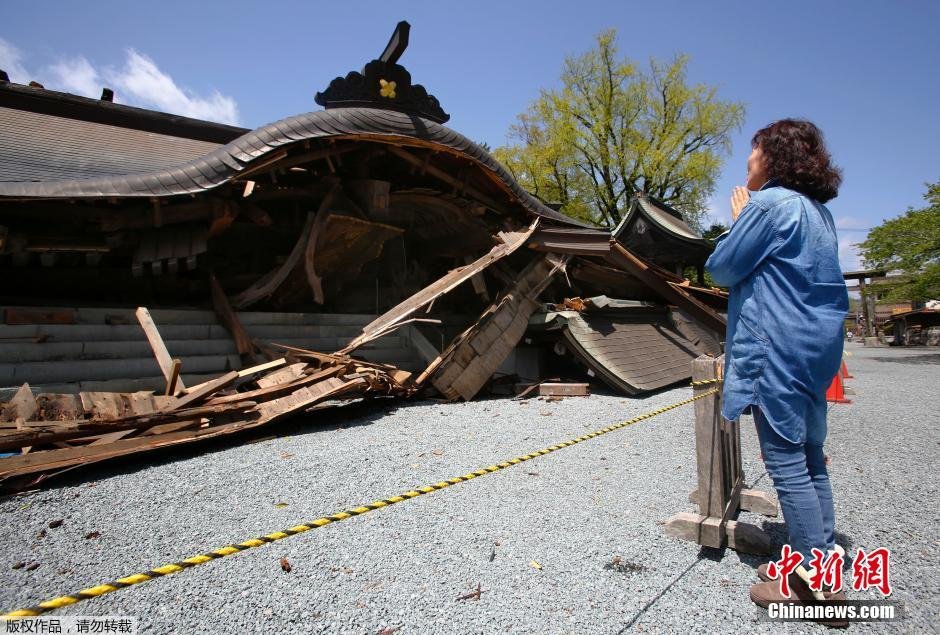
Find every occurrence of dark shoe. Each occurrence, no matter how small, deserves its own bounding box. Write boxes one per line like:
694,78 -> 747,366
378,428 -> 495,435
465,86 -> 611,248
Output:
756,564 -> 840,598
757,562 -> 772,582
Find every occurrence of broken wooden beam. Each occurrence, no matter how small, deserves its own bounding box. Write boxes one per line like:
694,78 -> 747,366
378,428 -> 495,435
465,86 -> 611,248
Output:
166,371 -> 239,411
135,307 -> 186,394
210,272 -> 256,363
422,252 -> 568,400
165,359 -> 182,396
605,242 -> 726,333
338,220 -> 538,354
385,146 -> 508,214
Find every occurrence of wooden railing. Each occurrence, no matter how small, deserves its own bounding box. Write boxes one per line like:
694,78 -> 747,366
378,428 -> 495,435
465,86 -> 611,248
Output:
664,354 -> 779,555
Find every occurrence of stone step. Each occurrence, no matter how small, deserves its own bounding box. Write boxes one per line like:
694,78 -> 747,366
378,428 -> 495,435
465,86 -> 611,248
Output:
1,306 -> 378,327
0,333 -> 405,363
0,354 -> 242,385
0,322 -> 373,343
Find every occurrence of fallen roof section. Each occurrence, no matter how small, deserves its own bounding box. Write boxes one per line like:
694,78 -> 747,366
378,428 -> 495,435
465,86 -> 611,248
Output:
539,308 -> 705,395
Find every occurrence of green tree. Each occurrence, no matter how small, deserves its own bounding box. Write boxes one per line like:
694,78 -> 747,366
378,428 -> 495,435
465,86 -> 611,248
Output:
858,180 -> 940,302
494,30 -> 745,230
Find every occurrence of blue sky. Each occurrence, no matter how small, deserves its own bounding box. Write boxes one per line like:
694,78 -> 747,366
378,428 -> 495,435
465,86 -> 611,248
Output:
3,0 -> 938,279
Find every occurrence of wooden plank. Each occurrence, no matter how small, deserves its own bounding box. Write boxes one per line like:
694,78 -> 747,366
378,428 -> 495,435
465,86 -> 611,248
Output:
663,511 -> 771,555
255,376 -> 365,423
725,519 -> 773,555
138,420 -> 204,437
210,272 -> 256,363
236,358 -> 286,378
127,392 -> 158,416
166,371 -> 239,411
739,488 -> 778,517
88,430 -> 136,445
35,394 -> 83,420
305,185 -> 355,304
207,365 -> 344,406
464,255 -> 490,301
663,512 -> 723,550
135,307 -> 185,393
537,383 -> 590,396
0,412 -> 259,481
432,255 -> 565,401
256,363 -> 307,389
0,373 -> 362,483
0,401 -> 255,451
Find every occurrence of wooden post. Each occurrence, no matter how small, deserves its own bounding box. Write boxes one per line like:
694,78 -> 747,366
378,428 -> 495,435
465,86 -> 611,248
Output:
663,354 -> 778,555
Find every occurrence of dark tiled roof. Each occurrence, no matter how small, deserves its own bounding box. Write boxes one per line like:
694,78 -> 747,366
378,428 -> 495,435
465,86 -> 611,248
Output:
559,311 -> 703,394
614,194 -> 709,246
0,106 -> 224,182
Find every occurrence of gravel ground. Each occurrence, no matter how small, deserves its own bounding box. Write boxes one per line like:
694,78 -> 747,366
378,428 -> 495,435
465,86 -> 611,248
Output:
1,345 -> 937,633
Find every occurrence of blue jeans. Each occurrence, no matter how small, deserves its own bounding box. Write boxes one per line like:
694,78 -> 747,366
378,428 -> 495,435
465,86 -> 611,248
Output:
753,406 -> 835,564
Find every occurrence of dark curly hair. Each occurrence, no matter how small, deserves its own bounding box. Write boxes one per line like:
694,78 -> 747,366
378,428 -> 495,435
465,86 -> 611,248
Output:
752,119 -> 842,203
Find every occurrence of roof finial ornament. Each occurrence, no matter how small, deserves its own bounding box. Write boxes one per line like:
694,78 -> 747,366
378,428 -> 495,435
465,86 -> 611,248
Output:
315,21 -> 450,123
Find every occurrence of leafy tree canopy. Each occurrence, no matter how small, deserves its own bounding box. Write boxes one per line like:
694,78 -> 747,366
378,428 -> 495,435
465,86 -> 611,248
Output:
858,180 -> 940,302
493,30 -> 745,230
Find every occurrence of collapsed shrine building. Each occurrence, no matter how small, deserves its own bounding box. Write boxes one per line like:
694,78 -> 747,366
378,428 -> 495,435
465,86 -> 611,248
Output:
0,23 -> 728,485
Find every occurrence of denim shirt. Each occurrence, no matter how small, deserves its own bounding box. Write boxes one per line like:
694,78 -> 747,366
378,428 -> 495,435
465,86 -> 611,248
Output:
705,183 -> 848,444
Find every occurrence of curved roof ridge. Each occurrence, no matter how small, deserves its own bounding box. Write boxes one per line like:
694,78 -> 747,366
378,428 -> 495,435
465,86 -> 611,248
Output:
613,193 -> 707,245
0,106 -> 595,229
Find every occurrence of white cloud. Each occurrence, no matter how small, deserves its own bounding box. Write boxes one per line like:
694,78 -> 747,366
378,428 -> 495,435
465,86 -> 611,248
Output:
0,38 -> 30,83
838,236 -> 862,273
105,50 -> 239,124
47,56 -> 101,98
704,196 -> 728,228
0,39 -> 240,125
835,216 -> 869,231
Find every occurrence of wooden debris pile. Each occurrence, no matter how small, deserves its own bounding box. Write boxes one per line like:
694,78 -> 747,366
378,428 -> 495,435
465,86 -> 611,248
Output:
0,350 -> 415,488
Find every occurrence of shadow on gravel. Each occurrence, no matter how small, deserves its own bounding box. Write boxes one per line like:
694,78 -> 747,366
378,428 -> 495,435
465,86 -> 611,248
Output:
868,353 -> 940,364
616,525 -> 863,631
617,551 -> 706,632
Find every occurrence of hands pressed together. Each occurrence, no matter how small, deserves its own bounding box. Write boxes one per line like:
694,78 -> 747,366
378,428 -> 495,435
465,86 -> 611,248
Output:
731,186 -> 750,223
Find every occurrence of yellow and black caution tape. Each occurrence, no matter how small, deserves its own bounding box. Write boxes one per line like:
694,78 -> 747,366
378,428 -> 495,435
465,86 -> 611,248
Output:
689,378 -> 723,388
3,387 -> 718,618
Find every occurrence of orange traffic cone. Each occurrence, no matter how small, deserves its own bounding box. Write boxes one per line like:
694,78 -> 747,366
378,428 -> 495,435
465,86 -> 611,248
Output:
826,373 -> 852,404
840,359 -> 854,379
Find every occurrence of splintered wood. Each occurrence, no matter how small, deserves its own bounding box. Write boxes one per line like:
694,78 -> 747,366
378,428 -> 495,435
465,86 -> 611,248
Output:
420,253 -> 568,401
0,354 -> 415,489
